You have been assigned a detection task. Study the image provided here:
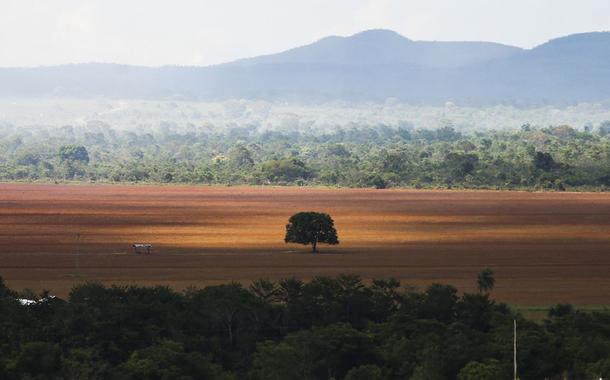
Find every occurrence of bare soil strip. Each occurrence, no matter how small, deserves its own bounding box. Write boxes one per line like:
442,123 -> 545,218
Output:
1,183 -> 609,305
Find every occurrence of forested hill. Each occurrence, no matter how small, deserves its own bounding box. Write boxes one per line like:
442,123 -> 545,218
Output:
1,30 -> 610,105
228,29 -> 522,68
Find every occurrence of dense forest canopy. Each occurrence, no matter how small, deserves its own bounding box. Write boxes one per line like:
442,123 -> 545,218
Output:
1,275 -> 609,379
2,117 -> 610,191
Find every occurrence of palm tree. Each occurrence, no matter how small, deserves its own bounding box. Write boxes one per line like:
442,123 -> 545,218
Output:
477,267 -> 495,294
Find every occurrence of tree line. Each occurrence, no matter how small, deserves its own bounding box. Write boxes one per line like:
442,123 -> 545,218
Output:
3,122 -> 610,191
0,273 -> 608,379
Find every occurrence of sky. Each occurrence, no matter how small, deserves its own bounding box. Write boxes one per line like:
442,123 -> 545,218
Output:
1,0 -> 609,67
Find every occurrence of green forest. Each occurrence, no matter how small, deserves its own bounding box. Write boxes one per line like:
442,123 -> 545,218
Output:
0,274 -> 608,379
3,122 -> 610,191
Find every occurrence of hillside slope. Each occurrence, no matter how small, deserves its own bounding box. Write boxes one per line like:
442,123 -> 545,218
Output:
0,30 -> 609,105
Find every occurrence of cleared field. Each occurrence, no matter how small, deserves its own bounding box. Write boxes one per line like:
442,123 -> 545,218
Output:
0,183 -> 609,305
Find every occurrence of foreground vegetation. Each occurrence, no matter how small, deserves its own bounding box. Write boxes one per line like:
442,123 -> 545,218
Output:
0,275 -> 608,379
3,122 -> 610,191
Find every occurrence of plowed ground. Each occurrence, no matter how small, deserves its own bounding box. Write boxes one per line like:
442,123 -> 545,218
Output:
1,183 -> 609,305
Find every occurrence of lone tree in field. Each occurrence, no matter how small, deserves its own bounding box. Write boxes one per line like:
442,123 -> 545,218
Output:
477,267 -> 495,294
285,212 -> 339,253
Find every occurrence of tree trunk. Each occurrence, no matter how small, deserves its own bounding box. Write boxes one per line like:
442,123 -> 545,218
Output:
312,239 -> 317,253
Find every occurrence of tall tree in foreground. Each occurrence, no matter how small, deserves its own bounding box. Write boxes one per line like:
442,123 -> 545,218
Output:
285,212 -> 339,253
477,267 -> 495,294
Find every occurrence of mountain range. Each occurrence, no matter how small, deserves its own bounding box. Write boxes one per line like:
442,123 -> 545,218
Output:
1,29 -> 609,105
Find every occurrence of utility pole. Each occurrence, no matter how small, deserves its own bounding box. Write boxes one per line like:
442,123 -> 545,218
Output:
514,319 -> 517,380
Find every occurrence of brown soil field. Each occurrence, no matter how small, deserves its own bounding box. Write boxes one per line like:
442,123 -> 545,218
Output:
0,183 -> 609,305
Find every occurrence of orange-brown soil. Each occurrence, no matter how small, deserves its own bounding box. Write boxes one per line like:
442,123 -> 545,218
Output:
0,183 -> 609,305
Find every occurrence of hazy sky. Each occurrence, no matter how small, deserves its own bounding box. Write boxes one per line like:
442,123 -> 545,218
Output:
1,0 -> 609,67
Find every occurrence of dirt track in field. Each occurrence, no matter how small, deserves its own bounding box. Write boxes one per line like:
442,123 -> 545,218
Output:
0,183 -> 609,305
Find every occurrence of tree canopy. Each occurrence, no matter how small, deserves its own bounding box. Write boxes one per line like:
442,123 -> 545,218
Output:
477,267 -> 496,294
2,122 -> 610,191
58,145 -> 90,164
0,274 -> 608,379
285,212 -> 339,252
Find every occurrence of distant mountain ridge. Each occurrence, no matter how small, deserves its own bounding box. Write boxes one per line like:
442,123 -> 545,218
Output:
0,29 -> 609,105
229,29 -> 523,68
